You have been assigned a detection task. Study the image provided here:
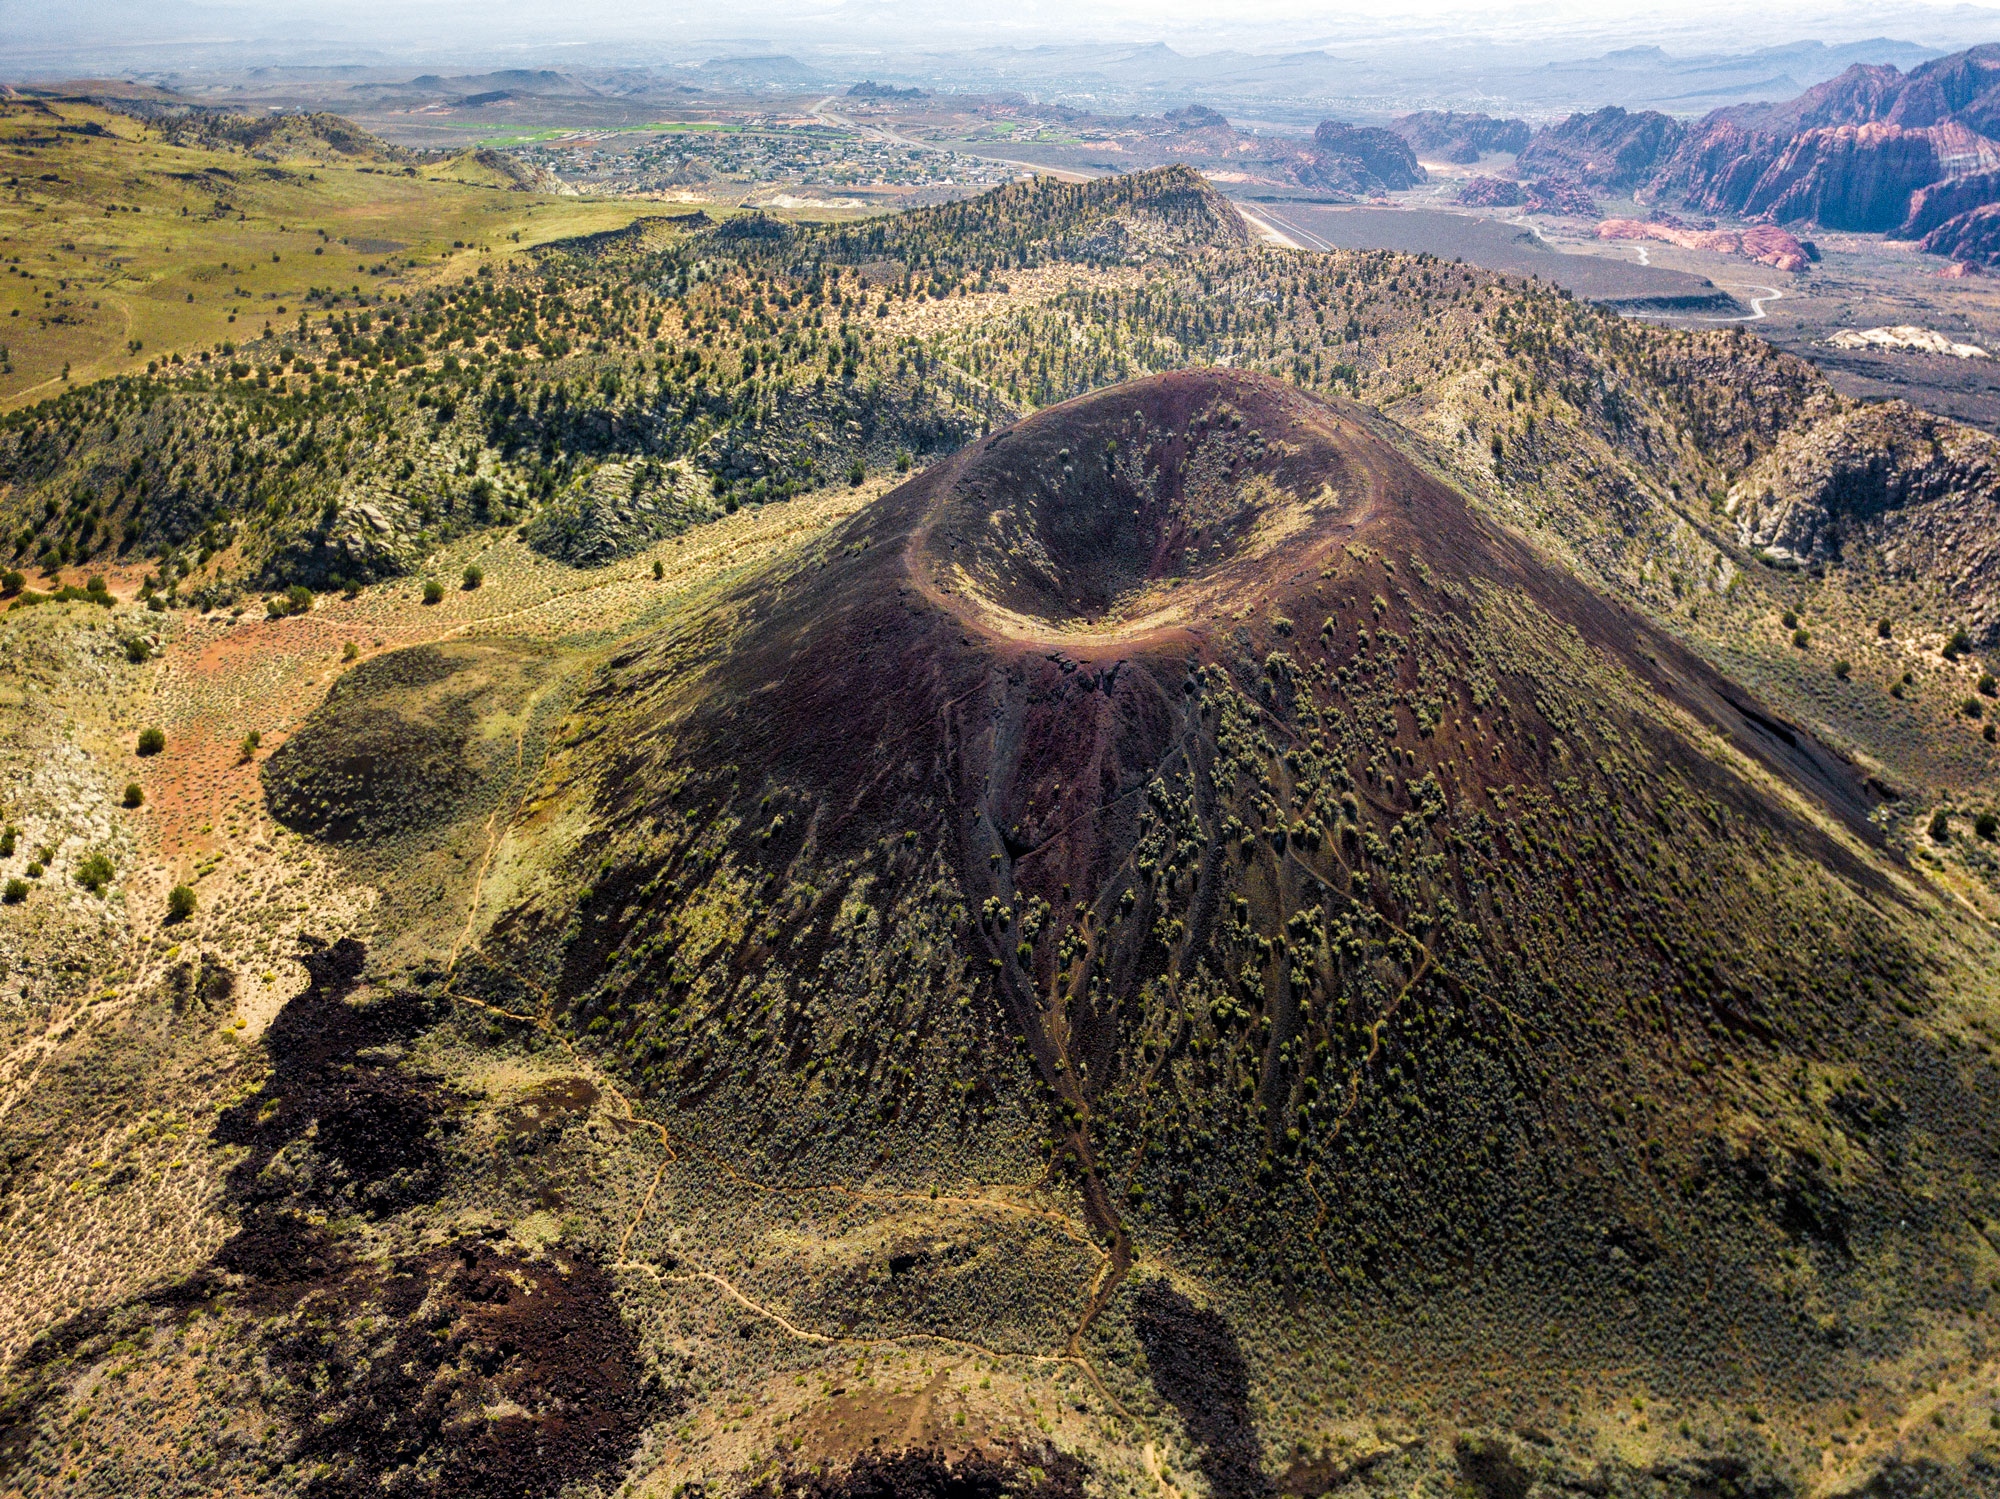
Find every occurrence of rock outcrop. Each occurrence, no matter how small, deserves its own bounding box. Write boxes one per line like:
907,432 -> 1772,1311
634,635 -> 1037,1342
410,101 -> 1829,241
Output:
1661,121 -> 2000,232
261,494 -> 423,589
1390,110 -> 1529,163
1457,175 -> 1523,207
1596,218 -> 1812,272
1521,175 -> 1599,217
1898,166 -> 2000,235
1517,106 -> 1683,190
1918,201 -> 2000,265
520,460 -> 713,566
1648,46 -> 2000,250
1304,120 -> 1425,193
1728,400 -> 2000,640
1457,174 -> 1596,216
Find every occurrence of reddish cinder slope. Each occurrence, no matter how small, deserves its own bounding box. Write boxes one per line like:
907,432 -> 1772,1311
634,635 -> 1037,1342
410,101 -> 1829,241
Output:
485,369 -> 2000,1432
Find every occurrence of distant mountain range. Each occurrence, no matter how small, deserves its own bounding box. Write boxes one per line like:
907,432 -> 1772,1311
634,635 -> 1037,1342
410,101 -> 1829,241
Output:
1503,45 -> 2000,265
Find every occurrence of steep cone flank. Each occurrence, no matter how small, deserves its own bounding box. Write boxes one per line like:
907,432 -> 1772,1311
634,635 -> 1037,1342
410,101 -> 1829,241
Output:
492,369 -> 1994,1425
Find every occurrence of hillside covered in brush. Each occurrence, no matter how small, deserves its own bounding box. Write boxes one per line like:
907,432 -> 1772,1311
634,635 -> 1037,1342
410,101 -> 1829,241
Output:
6,166 -> 1996,802
4,162 -> 2000,1499
260,367 -> 2000,1499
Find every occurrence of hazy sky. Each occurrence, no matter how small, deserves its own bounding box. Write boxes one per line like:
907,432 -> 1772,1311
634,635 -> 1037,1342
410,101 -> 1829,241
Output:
9,0 -> 2000,73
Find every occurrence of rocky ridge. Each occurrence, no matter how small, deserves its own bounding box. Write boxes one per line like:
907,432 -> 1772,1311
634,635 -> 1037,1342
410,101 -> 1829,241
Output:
1728,398 -> 2000,641
1389,110 -> 1530,163
1304,120 -> 1425,194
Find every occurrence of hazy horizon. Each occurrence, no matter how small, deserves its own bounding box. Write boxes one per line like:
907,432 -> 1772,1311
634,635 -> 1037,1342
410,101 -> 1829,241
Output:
11,0 -> 2000,79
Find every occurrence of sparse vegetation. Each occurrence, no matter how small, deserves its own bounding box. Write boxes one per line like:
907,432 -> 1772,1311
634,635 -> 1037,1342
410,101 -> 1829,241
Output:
1,152 -> 1999,1499
74,850 -> 115,892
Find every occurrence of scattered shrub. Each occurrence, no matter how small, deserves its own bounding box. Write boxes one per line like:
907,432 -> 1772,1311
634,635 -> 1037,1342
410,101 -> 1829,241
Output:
343,641 -> 359,661
0,570 -> 23,595
239,730 -> 262,762
0,828 -> 12,858
1781,610 -> 1798,630
1877,617 -> 1893,638
1965,697 -> 1986,719
166,884 -> 197,923
75,852 -> 115,893
23,861 -> 41,879
136,727 -> 165,756
1930,810 -> 1952,842
652,559 -> 664,580
1977,812 -> 1998,841
1980,673 -> 1997,697
123,636 -> 150,664
847,459 -> 866,486
122,782 -> 143,809
422,579 -> 445,605
1,878 -> 24,904
462,564 -> 483,591
1792,628 -> 1810,649
1945,627 -> 1973,660
1833,660 -> 1850,680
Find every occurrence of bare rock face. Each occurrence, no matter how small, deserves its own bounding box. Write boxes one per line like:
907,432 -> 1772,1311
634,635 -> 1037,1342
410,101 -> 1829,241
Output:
1762,123 -> 1998,230
1729,401 -> 2000,641
1882,43 -> 2000,131
1304,121 -> 1425,193
1649,47 -> 2000,243
1521,174 -> 1599,217
1659,122 -> 1997,231
1457,175 -> 1523,207
1918,200 -> 2000,265
1899,166 -> 2000,236
1517,106 -> 1683,190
